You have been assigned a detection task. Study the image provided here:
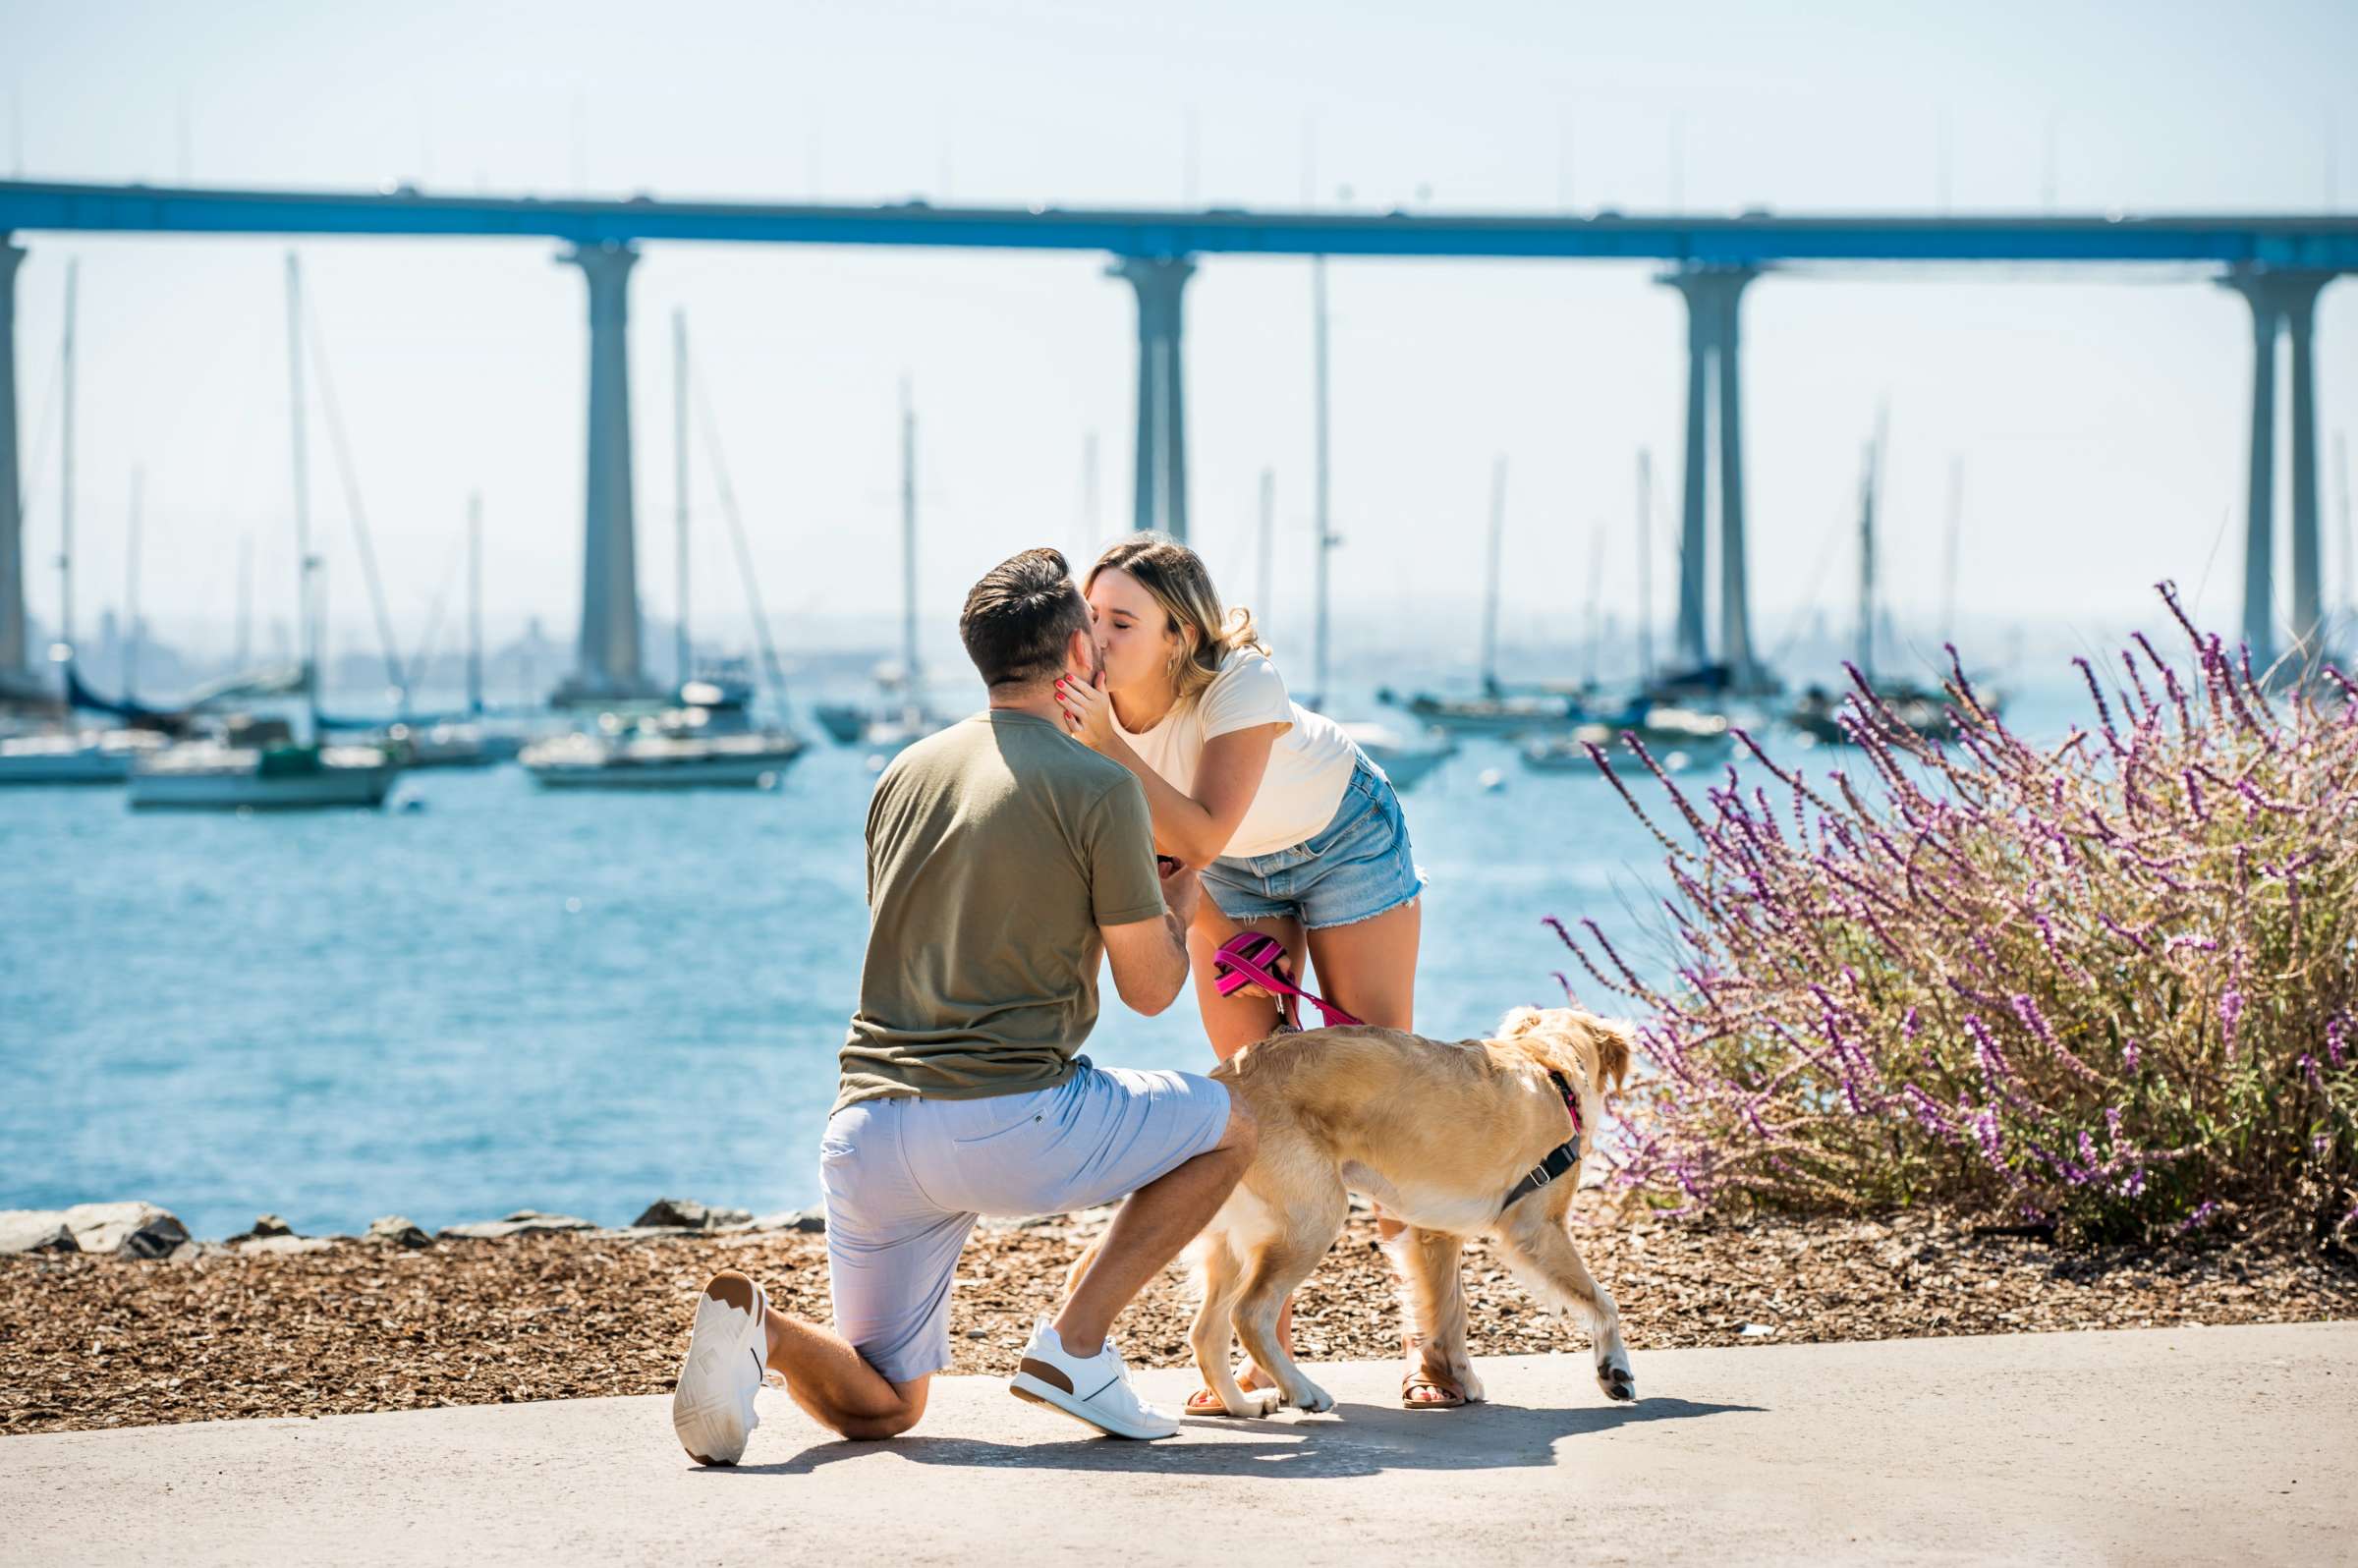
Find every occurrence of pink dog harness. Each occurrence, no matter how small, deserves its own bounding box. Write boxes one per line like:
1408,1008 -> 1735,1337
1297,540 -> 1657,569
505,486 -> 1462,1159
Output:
1499,1071 -> 1586,1213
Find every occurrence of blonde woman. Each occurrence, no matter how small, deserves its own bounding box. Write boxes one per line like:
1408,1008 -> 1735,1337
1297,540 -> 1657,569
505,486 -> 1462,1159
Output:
1056,534 -> 1458,1410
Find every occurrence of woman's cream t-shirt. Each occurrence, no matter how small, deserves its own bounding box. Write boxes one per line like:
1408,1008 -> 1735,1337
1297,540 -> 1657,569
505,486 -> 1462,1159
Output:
1113,650 -> 1359,859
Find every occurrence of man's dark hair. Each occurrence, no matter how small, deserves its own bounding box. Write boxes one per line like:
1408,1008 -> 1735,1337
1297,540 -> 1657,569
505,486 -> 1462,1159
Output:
959,547 -> 1092,688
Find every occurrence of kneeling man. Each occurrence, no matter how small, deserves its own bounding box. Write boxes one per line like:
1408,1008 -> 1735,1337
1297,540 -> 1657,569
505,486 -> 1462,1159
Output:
673,548 -> 1255,1458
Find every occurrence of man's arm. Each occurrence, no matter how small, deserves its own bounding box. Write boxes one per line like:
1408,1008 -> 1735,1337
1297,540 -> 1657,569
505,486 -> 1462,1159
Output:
1099,861 -> 1203,1016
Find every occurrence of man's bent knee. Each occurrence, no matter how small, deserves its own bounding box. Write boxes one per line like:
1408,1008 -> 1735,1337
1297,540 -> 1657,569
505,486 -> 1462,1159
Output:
837,1406 -> 924,1441
828,1376 -> 927,1441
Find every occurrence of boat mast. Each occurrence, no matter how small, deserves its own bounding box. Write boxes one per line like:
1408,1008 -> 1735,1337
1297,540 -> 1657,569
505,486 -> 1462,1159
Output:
1583,524 -> 1604,690
1257,467 -> 1274,642
900,379 -> 920,714
2336,430 -> 2351,648
1311,255 -> 1332,706
1079,430 -> 1099,565
1635,449 -> 1654,684
123,466 -> 142,699
57,259 -> 75,672
696,377 -> 792,704
673,308 -> 690,690
467,491 -> 483,717
285,252 -> 320,739
234,532 -> 253,669
1480,456 -> 1506,697
1940,457 -> 1963,647
1856,410 -> 1885,683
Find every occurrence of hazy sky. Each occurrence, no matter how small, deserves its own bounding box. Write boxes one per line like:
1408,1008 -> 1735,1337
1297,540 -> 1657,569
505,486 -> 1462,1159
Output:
6,0 -> 2355,677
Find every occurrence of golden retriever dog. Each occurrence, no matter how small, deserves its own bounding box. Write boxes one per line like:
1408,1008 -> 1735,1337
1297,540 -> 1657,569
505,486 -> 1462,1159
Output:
1178,1006 -> 1635,1418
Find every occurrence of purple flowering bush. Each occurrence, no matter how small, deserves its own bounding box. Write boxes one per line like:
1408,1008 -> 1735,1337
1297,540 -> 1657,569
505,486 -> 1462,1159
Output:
1556,585 -> 2357,1245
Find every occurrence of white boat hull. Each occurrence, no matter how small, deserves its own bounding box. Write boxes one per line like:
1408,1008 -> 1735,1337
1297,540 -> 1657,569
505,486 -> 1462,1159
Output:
0,750 -> 137,784
1339,722 -> 1456,793
128,761 -> 398,810
521,733 -> 806,790
0,730 -> 169,785
527,754 -> 799,789
1366,745 -> 1452,791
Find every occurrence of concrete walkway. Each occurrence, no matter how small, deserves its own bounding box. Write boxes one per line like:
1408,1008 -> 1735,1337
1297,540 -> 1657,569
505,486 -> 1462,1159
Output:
5,1321 -> 2350,1565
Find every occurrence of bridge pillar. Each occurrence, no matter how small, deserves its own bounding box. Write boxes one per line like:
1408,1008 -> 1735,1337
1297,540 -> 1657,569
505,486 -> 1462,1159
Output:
2224,267 -> 2333,669
1672,266 -> 1714,669
1110,256 -> 1195,540
2283,279 -> 2327,658
1713,270 -> 1759,690
553,242 -> 656,704
1660,265 -> 1763,691
0,236 -> 25,690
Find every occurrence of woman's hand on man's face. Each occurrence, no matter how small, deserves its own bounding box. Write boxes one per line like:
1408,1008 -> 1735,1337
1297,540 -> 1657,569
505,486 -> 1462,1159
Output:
1055,669 -> 1117,751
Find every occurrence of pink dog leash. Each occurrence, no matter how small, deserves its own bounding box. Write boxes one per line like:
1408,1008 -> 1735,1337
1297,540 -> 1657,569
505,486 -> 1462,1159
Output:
1210,931 -> 1365,1032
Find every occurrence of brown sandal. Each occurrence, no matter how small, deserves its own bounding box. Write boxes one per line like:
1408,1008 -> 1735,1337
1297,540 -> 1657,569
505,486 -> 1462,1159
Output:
1399,1328 -> 1466,1409
1401,1369 -> 1468,1408
1187,1369 -> 1273,1415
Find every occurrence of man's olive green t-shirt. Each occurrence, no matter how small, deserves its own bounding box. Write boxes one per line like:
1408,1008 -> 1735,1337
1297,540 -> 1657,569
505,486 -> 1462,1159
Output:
833,709 -> 1167,1115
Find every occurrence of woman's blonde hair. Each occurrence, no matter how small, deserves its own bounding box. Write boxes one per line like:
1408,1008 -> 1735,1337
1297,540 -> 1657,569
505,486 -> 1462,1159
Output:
1085,533 -> 1267,704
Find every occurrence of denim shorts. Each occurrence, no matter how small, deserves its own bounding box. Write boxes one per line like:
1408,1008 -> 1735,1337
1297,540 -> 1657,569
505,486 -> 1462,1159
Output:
819,1061 -> 1231,1383
1202,756 -> 1426,930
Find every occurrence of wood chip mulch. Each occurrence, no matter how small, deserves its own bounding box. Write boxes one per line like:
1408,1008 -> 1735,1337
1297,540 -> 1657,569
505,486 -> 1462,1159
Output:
5,1205 -> 2352,1436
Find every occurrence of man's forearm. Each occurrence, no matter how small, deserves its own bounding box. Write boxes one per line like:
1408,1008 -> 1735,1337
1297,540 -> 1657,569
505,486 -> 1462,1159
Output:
1154,912 -> 1193,1010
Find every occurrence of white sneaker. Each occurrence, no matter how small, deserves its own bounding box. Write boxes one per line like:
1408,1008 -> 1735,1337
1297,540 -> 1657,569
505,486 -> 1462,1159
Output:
1008,1318 -> 1179,1439
672,1270 -> 770,1465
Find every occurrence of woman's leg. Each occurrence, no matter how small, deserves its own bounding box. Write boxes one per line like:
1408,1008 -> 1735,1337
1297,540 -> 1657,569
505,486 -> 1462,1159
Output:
1179,905 -> 1304,1410
1305,897 -> 1449,1401
1302,896 -> 1421,1034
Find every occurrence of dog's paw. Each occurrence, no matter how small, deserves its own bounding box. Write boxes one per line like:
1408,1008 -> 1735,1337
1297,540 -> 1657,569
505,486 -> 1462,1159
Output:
1286,1380 -> 1336,1415
1242,1386 -> 1285,1418
1596,1353 -> 1636,1403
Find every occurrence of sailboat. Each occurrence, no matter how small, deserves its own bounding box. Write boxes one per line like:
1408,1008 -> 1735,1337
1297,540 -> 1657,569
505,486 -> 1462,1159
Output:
1522,452 -> 1734,775
521,311 -> 805,789
1272,275 -> 1452,792
813,383 -> 948,766
1383,457 -> 1580,736
0,261 -> 174,783
128,254 -> 398,809
1784,413 -> 1953,746
376,495 -> 533,769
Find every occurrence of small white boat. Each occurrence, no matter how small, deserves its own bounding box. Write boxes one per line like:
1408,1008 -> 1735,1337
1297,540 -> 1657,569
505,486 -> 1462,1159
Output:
128,740 -> 399,810
1339,720 -> 1456,792
858,703 -> 952,770
1522,705 -> 1734,776
814,702 -> 871,746
837,392 -> 951,769
521,728 -> 806,789
383,720 -> 528,770
0,728 -> 169,785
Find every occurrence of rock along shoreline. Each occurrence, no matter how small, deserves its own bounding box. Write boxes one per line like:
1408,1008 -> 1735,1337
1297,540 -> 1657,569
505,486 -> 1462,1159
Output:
0,1197 -> 832,1261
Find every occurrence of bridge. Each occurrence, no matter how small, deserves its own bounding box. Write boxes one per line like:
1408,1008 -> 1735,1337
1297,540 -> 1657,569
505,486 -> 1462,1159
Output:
2,179 -> 2352,699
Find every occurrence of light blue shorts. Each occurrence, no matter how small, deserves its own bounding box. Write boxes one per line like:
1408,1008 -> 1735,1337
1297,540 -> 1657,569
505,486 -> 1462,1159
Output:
1202,756 -> 1427,930
818,1061 -> 1231,1383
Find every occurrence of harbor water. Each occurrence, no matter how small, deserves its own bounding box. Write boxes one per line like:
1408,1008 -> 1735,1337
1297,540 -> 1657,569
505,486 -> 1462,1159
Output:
2,679 -> 2080,1240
